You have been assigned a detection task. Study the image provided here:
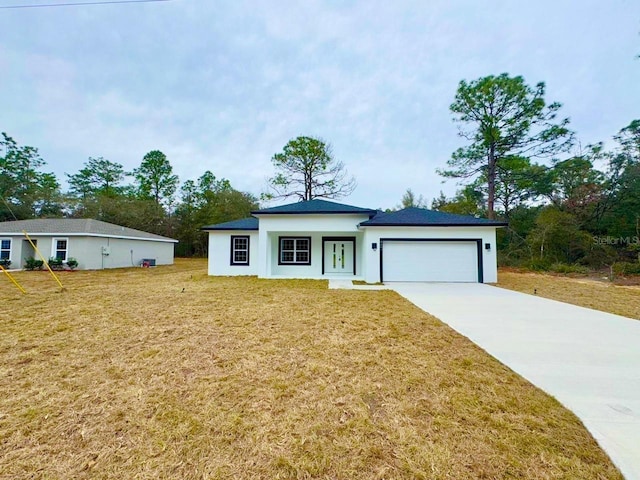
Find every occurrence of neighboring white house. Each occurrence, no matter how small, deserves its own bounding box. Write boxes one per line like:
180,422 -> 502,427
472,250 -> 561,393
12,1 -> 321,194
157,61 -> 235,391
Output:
0,218 -> 177,270
202,199 -> 507,283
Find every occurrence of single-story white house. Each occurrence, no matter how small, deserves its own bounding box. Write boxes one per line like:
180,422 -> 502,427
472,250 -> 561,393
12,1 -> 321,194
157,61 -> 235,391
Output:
0,218 -> 177,270
202,199 -> 507,283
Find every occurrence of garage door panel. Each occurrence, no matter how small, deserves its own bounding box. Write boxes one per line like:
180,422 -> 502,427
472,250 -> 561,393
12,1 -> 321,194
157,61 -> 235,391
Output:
383,241 -> 478,282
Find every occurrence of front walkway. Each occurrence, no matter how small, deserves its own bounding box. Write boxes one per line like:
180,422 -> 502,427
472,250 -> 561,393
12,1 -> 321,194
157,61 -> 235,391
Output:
389,282 -> 640,480
328,279 -> 389,290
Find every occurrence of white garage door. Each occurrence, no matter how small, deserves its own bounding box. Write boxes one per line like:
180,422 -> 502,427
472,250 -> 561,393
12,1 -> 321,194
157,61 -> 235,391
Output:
382,240 -> 479,282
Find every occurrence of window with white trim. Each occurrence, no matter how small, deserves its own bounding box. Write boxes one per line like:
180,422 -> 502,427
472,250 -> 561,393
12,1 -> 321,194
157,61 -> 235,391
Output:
279,237 -> 311,265
52,238 -> 68,261
0,239 -> 11,260
230,235 -> 250,265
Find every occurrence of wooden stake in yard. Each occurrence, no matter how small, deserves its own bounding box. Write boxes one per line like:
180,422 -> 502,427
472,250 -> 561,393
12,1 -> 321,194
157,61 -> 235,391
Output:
22,230 -> 64,291
0,264 -> 27,294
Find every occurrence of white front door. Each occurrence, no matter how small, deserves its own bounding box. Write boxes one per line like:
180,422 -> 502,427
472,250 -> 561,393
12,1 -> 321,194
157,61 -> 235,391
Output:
324,240 -> 354,275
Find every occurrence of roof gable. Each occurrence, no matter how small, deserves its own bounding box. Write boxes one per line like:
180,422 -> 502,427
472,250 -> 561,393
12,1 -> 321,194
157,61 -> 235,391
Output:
0,218 -> 177,242
359,207 -> 508,227
201,217 -> 259,231
252,199 -> 376,215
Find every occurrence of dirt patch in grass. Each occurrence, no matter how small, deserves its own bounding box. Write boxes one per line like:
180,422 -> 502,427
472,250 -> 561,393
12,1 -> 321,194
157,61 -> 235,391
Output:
1,259 -> 622,479
608,274 -> 640,286
352,280 -> 383,285
497,268 -> 640,320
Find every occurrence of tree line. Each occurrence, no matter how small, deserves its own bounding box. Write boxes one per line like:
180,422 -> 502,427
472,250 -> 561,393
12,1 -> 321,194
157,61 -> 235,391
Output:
2,72 -> 638,270
426,74 -> 640,272
0,137 -> 258,256
0,133 -> 354,258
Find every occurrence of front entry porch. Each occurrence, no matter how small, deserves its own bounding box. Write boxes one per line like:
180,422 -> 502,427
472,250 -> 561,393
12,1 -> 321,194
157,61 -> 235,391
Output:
264,232 -> 363,279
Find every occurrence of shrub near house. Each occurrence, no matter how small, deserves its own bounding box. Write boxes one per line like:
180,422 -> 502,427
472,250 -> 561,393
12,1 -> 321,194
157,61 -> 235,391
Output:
23,257 -> 78,271
24,257 -> 44,270
48,258 -> 64,270
48,257 -> 79,271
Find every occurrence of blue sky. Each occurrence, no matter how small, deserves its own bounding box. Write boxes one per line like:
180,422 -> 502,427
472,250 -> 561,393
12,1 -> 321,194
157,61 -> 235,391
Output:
1,0 -> 638,209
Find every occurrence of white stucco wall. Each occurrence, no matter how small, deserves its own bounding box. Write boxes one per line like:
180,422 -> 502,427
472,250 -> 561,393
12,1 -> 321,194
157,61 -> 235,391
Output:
361,226 -> 499,283
254,214 -> 370,279
77,237 -> 175,269
3,235 -> 69,269
255,214 -> 370,233
208,231 -> 259,276
265,232 -> 365,278
2,234 -> 174,270
1,235 -> 21,267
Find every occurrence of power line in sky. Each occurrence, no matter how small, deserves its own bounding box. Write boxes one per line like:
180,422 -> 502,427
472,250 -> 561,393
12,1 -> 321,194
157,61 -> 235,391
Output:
0,0 -> 172,9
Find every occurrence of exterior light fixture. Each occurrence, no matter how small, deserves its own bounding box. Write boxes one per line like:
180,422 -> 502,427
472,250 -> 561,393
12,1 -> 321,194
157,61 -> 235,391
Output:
372,242 -> 378,251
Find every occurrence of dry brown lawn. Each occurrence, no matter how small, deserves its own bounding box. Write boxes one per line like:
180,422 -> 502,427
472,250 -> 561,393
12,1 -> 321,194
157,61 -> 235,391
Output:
497,269 -> 640,320
0,259 -> 622,479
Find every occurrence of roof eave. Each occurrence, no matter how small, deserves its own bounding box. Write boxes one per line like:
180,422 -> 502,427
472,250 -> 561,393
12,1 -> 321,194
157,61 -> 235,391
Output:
201,227 -> 259,231
252,210 -> 377,216
359,222 -> 508,227
0,231 -> 178,242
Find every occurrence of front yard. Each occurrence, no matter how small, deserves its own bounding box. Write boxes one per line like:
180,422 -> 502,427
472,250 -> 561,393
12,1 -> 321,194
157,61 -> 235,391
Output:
0,259 -> 622,479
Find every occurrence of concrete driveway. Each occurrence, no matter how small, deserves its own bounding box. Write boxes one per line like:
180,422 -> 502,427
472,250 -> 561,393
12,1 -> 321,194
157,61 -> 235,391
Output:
390,282 -> 640,480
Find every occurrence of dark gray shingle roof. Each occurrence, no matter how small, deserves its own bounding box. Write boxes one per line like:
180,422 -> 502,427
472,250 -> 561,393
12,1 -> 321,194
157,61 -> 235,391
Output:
201,217 -> 259,231
0,219 -> 177,242
359,207 -> 508,227
252,199 -> 377,215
